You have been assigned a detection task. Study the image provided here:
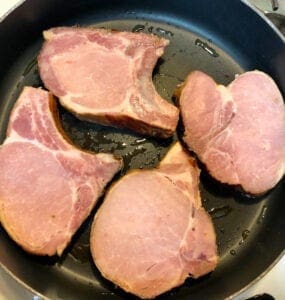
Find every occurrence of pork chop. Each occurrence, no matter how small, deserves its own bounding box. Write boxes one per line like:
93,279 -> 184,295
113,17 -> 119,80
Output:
177,70 -> 285,194
90,142 -> 218,299
0,87 -> 122,256
38,27 -> 179,138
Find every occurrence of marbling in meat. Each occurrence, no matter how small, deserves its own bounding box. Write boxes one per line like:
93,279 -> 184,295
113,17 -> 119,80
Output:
0,87 -> 122,256
177,70 -> 285,194
38,27 -> 179,138
90,142 -> 218,299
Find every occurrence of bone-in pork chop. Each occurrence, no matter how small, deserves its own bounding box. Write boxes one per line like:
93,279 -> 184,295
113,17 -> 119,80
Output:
0,87 -> 122,256
177,70 -> 285,195
90,142 -> 218,299
38,27 -> 179,138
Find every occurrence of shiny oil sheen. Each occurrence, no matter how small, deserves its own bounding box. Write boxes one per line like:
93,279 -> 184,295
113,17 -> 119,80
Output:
0,1 -> 284,299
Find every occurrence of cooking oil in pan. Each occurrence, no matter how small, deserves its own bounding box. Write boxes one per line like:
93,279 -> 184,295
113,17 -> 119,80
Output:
22,57 -> 38,76
208,205 -> 232,219
238,229 -> 251,245
69,243 -> 90,264
156,27 -> 174,37
132,24 -> 145,32
195,38 -> 219,57
257,205 -> 268,224
131,23 -> 174,37
60,107 -> 173,174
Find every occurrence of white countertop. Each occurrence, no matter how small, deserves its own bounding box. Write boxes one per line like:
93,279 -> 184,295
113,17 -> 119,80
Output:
0,1 -> 284,299
0,0 -> 22,19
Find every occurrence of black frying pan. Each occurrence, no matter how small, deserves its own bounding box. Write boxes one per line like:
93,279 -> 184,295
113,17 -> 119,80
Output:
0,0 -> 284,299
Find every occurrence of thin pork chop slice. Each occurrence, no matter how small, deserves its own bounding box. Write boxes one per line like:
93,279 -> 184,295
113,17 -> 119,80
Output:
178,70 -> 285,195
0,87 -> 122,256
90,142 -> 218,299
38,27 -> 179,138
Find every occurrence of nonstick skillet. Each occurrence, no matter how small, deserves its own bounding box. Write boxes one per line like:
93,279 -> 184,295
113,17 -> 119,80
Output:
0,0 -> 284,299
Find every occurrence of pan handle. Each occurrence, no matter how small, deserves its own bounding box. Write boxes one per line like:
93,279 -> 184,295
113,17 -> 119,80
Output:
247,0 -> 284,15
265,12 -> 285,35
271,0 -> 278,11
245,293 -> 275,300
246,0 -> 285,36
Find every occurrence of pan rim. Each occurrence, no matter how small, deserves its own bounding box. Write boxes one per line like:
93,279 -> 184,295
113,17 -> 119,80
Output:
1,248 -> 285,299
241,0 -> 285,43
0,0 -> 284,299
0,263 -> 48,300
228,250 -> 285,299
0,0 -> 25,23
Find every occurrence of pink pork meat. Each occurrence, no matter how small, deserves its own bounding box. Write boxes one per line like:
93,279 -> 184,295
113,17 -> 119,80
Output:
178,70 -> 285,195
90,142 -> 218,299
38,27 -> 179,138
0,87 -> 122,256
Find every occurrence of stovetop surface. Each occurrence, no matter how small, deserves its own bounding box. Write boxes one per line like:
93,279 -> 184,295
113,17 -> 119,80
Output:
0,1 -> 284,299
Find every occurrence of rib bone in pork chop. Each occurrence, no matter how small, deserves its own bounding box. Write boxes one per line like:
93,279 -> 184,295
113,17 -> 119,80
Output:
178,70 -> 285,195
90,142 -> 218,299
38,27 -> 179,138
0,87 -> 122,256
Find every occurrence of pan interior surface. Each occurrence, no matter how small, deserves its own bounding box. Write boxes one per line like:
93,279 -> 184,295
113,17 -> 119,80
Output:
0,1 -> 284,299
